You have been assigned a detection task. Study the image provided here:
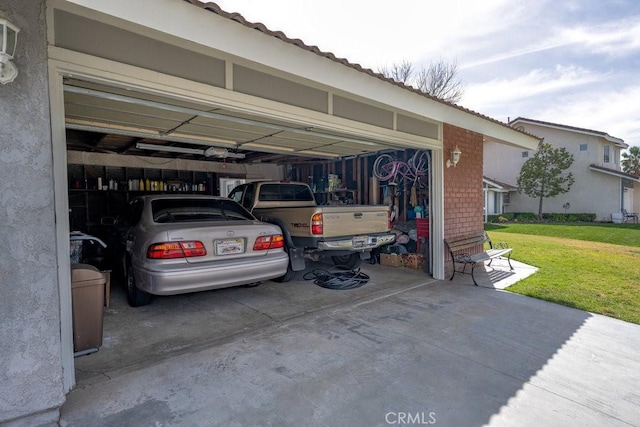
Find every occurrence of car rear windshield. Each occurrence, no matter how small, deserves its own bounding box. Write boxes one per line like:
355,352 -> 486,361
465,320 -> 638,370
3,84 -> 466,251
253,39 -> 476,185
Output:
151,199 -> 254,223
258,183 -> 314,201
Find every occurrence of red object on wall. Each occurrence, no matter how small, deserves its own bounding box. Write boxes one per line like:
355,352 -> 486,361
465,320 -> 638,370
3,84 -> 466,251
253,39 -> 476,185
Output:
416,218 -> 430,253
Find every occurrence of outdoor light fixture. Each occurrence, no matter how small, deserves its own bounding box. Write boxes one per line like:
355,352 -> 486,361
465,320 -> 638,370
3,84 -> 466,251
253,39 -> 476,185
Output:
446,146 -> 462,168
0,12 -> 19,85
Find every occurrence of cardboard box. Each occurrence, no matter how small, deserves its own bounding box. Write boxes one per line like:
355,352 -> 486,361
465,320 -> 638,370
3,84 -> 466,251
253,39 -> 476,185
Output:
404,253 -> 426,270
380,253 -> 404,267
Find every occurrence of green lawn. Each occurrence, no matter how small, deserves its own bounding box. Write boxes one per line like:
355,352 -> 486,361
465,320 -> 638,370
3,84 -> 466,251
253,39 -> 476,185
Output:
485,223 -> 640,324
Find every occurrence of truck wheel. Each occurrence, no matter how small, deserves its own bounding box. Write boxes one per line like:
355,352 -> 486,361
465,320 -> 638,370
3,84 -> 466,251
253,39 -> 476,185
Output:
272,265 -> 295,283
126,262 -> 152,307
331,253 -> 362,269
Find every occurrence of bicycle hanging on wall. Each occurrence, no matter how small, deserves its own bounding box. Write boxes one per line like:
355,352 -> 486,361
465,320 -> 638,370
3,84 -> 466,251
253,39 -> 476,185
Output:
372,150 -> 431,222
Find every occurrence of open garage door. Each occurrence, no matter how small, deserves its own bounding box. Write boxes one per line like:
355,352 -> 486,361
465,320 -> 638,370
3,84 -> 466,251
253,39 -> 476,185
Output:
63,78 -> 418,164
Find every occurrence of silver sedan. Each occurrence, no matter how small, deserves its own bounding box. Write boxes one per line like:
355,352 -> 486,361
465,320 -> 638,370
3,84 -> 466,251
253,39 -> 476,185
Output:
123,195 -> 289,306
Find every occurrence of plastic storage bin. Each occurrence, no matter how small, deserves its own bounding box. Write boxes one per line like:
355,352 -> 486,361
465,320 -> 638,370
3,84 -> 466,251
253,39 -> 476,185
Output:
71,264 -> 106,354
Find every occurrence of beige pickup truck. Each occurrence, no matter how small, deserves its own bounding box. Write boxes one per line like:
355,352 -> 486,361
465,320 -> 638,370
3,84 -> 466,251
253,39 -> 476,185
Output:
228,181 -> 396,281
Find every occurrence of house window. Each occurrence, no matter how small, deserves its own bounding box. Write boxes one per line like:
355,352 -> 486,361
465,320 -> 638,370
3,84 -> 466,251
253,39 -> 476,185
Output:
579,144 -> 588,151
604,145 -> 610,163
503,192 -> 510,204
522,151 -> 529,158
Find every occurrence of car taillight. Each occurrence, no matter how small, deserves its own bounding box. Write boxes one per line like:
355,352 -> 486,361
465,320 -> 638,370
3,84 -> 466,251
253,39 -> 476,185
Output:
311,213 -> 323,235
147,241 -> 206,259
253,234 -> 285,250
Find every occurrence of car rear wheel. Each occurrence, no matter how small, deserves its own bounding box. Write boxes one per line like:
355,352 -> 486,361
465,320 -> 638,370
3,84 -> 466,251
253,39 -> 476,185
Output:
272,264 -> 295,282
126,262 -> 152,307
331,253 -> 362,269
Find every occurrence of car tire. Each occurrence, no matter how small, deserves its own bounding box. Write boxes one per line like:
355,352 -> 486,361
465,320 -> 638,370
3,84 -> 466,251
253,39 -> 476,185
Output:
126,262 -> 152,307
243,281 -> 262,288
272,264 -> 295,282
331,253 -> 362,269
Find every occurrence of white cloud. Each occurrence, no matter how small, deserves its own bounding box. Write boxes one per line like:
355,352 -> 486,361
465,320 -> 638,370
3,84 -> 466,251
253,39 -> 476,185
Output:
212,0 -> 532,68
463,65 -> 606,109
535,85 -> 640,148
561,16 -> 640,57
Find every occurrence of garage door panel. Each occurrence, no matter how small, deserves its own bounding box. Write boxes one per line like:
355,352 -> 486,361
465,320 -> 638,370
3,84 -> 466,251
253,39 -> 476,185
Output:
65,92 -> 193,123
65,104 -> 185,132
178,122 -> 272,142
257,135 -> 319,149
65,78 -> 217,113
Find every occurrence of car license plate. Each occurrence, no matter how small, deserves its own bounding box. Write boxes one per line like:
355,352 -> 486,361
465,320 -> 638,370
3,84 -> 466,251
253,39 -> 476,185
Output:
216,238 -> 244,255
352,236 -> 368,248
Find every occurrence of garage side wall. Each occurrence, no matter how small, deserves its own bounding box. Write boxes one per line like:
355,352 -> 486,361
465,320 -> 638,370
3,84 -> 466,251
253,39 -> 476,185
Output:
443,124 -> 485,272
0,1 -> 66,424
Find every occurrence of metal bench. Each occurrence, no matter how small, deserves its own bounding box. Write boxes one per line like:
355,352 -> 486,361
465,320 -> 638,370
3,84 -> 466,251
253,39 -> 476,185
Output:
444,231 -> 513,286
622,209 -> 638,224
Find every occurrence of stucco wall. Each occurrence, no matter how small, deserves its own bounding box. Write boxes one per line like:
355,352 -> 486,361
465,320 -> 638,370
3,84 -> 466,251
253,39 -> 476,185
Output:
483,140 -> 530,186
0,1 -> 66,424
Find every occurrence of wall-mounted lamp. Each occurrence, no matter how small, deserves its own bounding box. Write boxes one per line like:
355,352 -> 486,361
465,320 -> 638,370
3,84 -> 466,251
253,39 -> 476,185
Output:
446,146 -> 462,168
0,12 -> 20,85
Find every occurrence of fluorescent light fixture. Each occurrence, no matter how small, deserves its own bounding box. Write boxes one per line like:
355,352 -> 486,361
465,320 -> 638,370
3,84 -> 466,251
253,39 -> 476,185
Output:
242,143 -> 296,152
136,142 -> 245,159
299,150 -> 341,158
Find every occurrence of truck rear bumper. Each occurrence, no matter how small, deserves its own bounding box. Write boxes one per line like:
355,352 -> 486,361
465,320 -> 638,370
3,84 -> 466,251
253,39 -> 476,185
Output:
317,233 -> 396,251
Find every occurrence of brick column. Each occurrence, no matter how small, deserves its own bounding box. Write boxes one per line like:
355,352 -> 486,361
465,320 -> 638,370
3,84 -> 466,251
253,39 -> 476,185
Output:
443,124 -> 485,274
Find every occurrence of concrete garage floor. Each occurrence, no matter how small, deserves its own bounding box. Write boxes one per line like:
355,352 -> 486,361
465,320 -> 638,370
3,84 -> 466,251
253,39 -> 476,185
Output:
61,261 -> 640,426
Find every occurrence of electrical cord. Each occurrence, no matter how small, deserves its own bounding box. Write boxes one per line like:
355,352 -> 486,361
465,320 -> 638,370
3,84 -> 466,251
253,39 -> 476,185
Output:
303,265 -> 370,290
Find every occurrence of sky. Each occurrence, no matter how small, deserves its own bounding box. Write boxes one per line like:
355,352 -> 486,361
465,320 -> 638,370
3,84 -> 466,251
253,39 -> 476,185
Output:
212,0 -> 640,148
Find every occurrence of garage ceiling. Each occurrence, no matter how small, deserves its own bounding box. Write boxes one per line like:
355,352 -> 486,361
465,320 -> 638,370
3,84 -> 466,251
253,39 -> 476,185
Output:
63,78 -> 402,164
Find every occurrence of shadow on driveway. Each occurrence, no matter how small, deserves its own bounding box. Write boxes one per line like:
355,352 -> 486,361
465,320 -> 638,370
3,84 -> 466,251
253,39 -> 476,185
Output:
63,263 -> 640,426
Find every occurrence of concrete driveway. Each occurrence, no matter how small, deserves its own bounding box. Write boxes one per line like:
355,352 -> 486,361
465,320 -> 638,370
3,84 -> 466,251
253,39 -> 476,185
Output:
61,262 -> 640,426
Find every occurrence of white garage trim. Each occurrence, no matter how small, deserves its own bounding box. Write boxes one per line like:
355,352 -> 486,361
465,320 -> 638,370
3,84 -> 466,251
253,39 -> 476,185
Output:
48,63 -> 75,393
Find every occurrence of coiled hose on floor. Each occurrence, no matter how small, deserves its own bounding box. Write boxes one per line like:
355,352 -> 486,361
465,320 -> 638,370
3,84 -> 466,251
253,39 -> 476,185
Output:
303,266 -> 370,290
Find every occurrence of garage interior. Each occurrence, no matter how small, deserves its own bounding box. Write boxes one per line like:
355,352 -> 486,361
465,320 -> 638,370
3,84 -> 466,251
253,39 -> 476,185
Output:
63,76 -> 435,385
64,77 -> 432,231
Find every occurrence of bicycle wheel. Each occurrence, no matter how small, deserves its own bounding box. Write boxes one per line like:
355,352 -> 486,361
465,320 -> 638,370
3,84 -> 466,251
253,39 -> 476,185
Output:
409,150 -> 430,175
373,154 -> 397,181
393,161 -> 411,184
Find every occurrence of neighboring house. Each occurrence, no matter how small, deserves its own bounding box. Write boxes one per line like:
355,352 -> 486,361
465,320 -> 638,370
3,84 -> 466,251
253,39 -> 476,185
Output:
484,117 -> 640,222
482,176 -> 516,220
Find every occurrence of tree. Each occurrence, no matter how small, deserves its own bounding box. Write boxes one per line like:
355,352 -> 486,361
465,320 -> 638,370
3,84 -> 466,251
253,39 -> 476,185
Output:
378,59 -> 465,104
517,143 -> 575,219
621,146 -> 640,176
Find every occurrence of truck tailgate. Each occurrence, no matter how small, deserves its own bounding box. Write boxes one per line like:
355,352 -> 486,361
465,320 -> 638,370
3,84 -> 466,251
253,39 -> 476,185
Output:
320,206 -> 389,237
